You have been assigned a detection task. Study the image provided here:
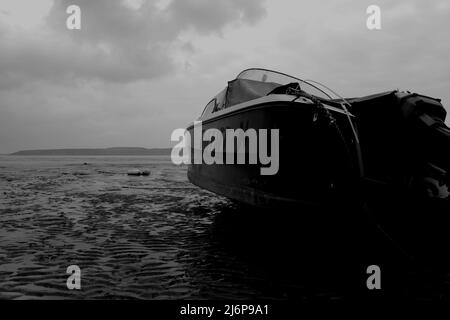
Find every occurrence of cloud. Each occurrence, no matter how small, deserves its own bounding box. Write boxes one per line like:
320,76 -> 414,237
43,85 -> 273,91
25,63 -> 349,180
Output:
167,0 -> 266,33
1,0 -> 449,154
0,0 -> 267,152
0,0 -> 267,86
261,0 -> 450,109
0,0 -> 264,89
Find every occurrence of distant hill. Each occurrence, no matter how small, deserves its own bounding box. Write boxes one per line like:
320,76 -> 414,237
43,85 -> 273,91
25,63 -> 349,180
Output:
10,147 -> 172,156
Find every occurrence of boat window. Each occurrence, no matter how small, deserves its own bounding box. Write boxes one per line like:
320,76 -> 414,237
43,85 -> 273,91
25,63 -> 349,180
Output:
211,88 -> 227,113
213,101 -> 225,113
301,84 -> 331,100
201,98 -> 217,117
237,69 -> 299,85
237,68 -> 333,100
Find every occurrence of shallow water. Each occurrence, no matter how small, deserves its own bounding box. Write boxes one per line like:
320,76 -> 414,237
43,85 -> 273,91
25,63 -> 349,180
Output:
0,156 -> 449,300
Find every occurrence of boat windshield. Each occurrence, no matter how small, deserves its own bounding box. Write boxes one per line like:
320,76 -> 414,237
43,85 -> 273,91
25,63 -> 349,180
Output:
236,68 -> 334,100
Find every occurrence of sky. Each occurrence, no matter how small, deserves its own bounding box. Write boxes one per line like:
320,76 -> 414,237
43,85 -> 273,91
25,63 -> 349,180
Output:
0,0 -> 449,153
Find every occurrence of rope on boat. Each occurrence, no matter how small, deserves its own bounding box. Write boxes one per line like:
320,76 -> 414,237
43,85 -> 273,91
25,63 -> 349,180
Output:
305,79 -> 365,178
290,86 -> 414,258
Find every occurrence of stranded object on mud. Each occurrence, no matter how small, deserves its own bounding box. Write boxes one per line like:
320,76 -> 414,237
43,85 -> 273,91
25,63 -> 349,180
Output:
127,169 -> 151,176
186,68 -> 450,209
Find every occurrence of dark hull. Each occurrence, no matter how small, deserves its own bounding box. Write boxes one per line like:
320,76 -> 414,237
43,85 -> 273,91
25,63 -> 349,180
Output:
187,101 -> 359,208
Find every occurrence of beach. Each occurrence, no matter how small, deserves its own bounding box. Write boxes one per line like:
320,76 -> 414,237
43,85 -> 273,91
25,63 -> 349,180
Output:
0,155 -> 449,300
0,155 -> 316,300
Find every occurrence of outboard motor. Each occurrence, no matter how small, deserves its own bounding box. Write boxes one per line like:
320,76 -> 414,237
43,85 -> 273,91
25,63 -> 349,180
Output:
350,91 -> 449,200
350,90 -> 450,263
397,92 -> 449,199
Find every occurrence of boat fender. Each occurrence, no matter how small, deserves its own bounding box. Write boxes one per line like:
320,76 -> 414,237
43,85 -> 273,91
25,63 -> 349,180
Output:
127,169 -> 142,176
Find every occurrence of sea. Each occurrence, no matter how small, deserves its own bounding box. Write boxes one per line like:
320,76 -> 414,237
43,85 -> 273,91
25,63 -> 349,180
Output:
0,155 -> 449,300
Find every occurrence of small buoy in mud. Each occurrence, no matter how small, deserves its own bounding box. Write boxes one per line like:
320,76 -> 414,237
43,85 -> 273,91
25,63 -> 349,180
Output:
127,169 -> 142,176
141,169 -> 151,176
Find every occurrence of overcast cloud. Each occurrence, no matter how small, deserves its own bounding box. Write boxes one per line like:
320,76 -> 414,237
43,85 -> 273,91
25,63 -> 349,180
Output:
0,0 -> 449,153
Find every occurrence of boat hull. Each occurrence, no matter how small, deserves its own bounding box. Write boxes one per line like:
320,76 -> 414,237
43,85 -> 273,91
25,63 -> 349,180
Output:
187,101 -> 359,208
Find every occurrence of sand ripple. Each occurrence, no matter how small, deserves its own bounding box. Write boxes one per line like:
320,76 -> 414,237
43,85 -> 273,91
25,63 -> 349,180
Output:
1,156 -> 450,300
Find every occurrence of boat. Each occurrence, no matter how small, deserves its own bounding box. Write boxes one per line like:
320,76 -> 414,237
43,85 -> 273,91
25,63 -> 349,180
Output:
186,68 -> 449,210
